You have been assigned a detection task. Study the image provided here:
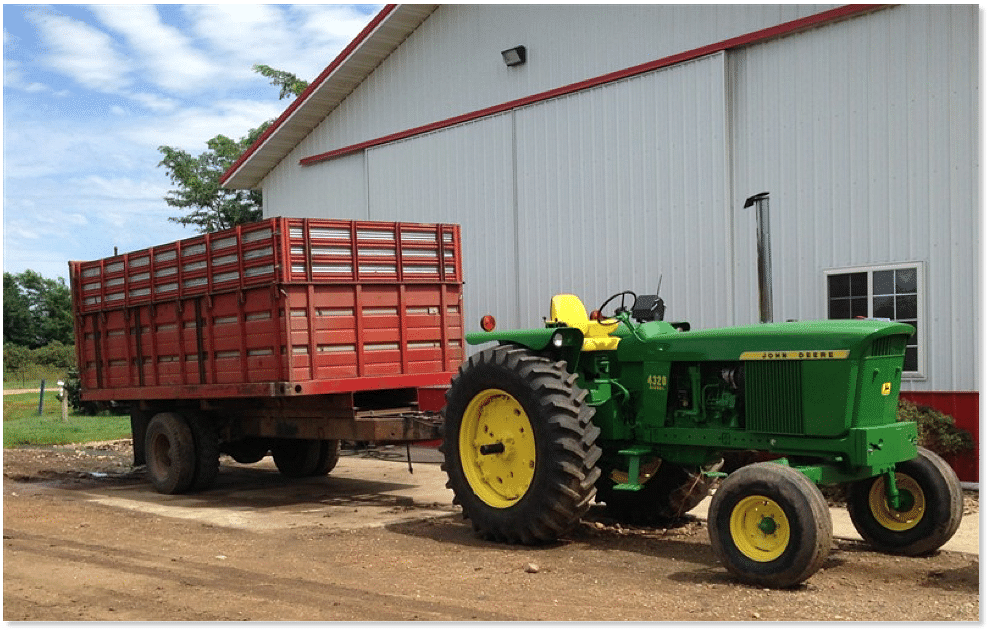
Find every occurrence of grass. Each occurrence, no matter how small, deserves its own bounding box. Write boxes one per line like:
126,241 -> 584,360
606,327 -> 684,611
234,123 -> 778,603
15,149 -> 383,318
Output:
3,391 -> 130,448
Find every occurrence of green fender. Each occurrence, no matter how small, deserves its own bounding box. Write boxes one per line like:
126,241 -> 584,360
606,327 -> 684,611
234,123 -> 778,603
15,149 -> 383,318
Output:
465,327 -> 585,372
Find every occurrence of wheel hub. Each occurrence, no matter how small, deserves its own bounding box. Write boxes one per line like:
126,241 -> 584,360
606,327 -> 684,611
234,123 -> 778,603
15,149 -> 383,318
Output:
868,473 -> 925,531
459,389 -> 536,508
730,495 -> 791,562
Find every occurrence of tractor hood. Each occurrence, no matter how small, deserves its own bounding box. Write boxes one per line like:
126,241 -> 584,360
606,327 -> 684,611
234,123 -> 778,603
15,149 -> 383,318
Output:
622,319 -> 914,362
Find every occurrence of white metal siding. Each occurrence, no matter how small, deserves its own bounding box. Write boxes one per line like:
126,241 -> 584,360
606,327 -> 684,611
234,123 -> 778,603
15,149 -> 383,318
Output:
275,4 -> 833,175
366,114 -> 518,332
728,4 -> 979,391
263,150 -> 367,220
514,53 -> 730,328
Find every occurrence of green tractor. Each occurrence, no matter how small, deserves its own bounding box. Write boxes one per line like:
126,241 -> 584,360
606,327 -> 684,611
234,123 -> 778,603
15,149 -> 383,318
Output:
440,291 -> 963,588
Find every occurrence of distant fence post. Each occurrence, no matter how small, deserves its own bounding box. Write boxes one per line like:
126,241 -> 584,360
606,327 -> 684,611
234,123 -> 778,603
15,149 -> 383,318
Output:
37,379 -> 45,415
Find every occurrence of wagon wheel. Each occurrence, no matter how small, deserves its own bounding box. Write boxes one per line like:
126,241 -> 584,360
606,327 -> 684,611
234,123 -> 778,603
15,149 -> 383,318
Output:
271,439 -> 324,478
187,412 -> 220,492
708,463 -> 832,588
145,412 -> 196,495
222,437 -> 270,464
440,344 -> 602,544
847,447 -> 963,556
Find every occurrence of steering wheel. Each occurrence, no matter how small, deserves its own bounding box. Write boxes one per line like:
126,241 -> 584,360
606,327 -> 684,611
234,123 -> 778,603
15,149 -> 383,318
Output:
596,291 -> 638,324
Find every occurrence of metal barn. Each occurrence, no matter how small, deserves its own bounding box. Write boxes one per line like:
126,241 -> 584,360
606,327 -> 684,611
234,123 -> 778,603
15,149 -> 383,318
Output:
222,4 -> 979,479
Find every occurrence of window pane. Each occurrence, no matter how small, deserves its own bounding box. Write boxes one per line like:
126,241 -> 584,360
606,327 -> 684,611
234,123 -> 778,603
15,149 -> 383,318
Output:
896,268 -> 917,293
850,297 -> 868,317
874,270 -> 894,295
829,298 -> 850,319
873,296 -> 894,319
828,274 -> 850,298
896,294 -> 917,319
849,272 -> 868,297
904,320 -> 918,345
904,347 -> 918,372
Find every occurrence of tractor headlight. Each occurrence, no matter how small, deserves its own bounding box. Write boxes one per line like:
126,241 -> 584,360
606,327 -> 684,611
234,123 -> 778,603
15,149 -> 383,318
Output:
551,332 -> 565,348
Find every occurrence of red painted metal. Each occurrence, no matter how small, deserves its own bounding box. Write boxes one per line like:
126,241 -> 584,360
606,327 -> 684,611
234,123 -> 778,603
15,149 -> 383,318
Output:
900,391 -> 979,483
300,4 -> 886,168
70,217 -> 464,402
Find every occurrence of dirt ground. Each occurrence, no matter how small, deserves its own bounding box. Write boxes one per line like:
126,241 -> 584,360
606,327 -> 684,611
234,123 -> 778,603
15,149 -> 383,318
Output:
2,439 -> 980,621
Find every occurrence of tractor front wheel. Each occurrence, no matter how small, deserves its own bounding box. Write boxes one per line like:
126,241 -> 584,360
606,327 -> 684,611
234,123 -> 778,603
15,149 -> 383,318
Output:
708,463 -> 832,588
847,447 -> 963,556
440,344 -> 602,544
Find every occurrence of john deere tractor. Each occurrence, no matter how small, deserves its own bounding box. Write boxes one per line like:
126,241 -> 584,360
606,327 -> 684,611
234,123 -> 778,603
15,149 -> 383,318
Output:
440,291 -> 963,588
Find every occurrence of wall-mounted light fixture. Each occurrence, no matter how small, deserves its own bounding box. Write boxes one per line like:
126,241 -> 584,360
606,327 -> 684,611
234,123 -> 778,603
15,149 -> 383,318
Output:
501,45 -> 526,67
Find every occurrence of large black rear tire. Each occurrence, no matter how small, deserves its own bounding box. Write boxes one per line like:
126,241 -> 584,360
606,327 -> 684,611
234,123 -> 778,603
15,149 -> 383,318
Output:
271,439 -> 324,478
440,344 -> 602,544
187,413 -> 220,492
847,447 -> 963,556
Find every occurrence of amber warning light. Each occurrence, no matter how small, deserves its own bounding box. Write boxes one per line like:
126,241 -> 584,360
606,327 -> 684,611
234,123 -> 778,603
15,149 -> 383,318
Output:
480,315 -> 497,332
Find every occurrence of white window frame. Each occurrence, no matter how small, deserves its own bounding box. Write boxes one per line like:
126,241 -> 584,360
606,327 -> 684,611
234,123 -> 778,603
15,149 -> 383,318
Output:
823,262 -> 926,380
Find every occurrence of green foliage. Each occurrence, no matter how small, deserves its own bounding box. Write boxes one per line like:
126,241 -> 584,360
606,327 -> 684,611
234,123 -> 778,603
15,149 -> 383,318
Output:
157,64 -> 310,234
62,365 -> 98,415
897,399 -> 974,457
3,391 -> 129,447
3,270 -> 73,348
158,125 -> 268,233
253,64 -> 310,101
3,343 -> 34,371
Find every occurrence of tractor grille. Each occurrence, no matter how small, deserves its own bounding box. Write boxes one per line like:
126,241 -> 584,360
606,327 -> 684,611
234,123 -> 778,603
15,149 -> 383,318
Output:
744,361 -> 804,435
870,336 -> 906,357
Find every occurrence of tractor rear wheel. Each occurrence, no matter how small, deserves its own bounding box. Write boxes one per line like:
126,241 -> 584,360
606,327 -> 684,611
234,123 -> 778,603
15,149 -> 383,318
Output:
847,447 -> 963,556
708,463 -> 832,588
440,344 -> 602,544
596,458 -> 721,525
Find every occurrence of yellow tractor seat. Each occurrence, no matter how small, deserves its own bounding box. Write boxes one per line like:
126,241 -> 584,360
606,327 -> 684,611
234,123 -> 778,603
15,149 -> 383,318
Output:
548,294 -> 621,352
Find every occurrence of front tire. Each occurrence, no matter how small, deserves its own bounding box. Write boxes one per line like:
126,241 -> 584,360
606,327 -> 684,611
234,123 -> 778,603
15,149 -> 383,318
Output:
708,463 -> 832,588
847,447 -> 963,556
440,345 -> 602,544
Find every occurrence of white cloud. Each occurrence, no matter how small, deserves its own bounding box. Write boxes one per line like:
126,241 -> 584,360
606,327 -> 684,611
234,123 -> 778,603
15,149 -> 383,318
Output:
26,7 -> 133,92
90,5 -> 220,94
128,92 -> 180,114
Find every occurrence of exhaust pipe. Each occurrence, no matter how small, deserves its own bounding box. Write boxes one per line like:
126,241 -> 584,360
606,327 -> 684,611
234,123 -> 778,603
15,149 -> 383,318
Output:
744,192 -> 773,323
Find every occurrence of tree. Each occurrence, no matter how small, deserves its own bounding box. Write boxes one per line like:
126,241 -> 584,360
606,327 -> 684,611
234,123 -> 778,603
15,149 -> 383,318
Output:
158,65 -> 310,234
2,270 -> 73,348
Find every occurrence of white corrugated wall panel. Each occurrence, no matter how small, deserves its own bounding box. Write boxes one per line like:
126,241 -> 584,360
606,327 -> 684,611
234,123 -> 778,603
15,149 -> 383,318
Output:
728,5 -> 978,391
366,114 -> 518,332
289,5 -> 833,166
263,151 -> 367,220
514,53 -> 730,328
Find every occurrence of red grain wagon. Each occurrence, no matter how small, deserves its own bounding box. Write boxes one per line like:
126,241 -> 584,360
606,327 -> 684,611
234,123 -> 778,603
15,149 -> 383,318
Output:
69,217 -> 464,493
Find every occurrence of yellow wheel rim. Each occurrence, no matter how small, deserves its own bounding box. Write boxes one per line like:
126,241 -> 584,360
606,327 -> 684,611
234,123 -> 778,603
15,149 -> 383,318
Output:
867,473 -> 925,531
459,389 -> 536,508
730,495 -> 791,562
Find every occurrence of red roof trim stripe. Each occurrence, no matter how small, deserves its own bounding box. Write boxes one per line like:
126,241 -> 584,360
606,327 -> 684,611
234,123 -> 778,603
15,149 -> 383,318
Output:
219,4 -> 399,187
300,4 -> 885,168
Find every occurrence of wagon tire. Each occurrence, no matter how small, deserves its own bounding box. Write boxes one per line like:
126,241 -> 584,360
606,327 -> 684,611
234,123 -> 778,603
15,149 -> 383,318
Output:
312,439 -> 341,476
187,413 -> 220,492
440,344 -> 602,545
223,438 -> 270,464
145,412 -> 196,495
272,439 -> 324,478
847,447 -> 963,556
708,463 -> 832,588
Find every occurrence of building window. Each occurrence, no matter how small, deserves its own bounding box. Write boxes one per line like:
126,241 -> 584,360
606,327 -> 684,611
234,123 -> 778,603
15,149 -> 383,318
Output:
825,264 -> 922,376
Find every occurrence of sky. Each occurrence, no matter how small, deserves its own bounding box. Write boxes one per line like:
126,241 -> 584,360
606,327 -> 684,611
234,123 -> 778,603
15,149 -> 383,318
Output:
3,3 -> 381,282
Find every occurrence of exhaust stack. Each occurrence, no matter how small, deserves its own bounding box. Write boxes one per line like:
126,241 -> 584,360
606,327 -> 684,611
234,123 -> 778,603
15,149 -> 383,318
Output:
744,192 -> 773,323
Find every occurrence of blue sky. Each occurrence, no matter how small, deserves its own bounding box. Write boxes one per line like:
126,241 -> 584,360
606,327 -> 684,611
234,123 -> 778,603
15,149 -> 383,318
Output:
3,4 -> 380,281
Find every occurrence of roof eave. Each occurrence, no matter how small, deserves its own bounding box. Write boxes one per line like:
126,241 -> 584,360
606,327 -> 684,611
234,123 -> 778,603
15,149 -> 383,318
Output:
221,4 -> 437,190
